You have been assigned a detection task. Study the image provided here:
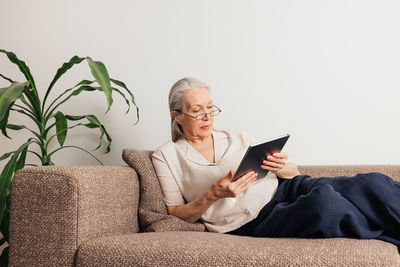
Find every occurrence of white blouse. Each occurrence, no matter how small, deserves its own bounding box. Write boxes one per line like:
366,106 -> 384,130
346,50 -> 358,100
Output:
151,129 -> 279,233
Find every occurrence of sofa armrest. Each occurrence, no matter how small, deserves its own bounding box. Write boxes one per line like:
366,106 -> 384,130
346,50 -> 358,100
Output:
9,165 -> 139,267
298,165 -> 400,182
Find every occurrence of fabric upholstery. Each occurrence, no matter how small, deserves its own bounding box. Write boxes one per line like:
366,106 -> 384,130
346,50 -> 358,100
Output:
299,165 -> 400,182
76,232 -> 400,267
9,163 -> 400,267
122,149 -> 206,232
9,166 -> 139,267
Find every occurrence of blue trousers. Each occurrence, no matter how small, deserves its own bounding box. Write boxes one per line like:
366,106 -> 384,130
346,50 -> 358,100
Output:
228,172 -> 400,249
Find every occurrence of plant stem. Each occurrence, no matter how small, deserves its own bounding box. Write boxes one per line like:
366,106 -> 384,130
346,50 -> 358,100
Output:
38,130 -> 50,166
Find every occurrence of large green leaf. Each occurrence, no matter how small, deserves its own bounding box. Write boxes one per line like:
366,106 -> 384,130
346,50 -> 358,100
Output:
42,56 -> 86,110
49,84 -> 130,120
111,78 -> 139,124
19,93 -> 35,112
86,57 -> 113,112
0,82 -> 28,121
10,108 -> 41,128
0,140 -> 34,225
0,193 -> 10,242
0,73 -> 15,84
69,84 -> 132,117
45,79 -> 94,116
54,111 -> 67,146
47,114 -> 111,153
65,114 -> 112,153
48,145 -> 103,165
111,87 -> 131,114
0,49 -> 41,118
15,146 -> 28,172
70,85 -> 98,96
22,85 -> 42,119
0,245 -> 9,266
44,84 -> 99,123
6,124 -> 24,131
77,85 -> 132,115
0,108 -> 11,139
0,152 -> 15,162
86,115 -> 112,153
0,49 -> 36,91
64,115 -> 86,121
4,123 -> 41,141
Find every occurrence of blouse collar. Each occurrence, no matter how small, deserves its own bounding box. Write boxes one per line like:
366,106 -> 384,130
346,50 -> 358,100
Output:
175,129 -> 228,166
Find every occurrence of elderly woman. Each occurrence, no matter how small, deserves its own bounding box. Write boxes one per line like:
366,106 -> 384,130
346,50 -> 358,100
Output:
152,77 -> 400,247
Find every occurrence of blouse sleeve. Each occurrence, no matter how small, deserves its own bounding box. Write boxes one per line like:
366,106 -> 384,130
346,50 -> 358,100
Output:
151,150 -> 185,206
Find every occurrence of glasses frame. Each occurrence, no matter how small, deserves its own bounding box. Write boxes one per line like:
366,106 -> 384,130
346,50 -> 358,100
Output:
176,105 -> 222,120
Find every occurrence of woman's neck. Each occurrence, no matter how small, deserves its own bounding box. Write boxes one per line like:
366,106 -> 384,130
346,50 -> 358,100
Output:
187,134 -> 215,163
186,134 -> 213,146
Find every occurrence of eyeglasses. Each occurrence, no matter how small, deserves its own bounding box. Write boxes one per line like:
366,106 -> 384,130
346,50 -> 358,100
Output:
176,105 -> 222,120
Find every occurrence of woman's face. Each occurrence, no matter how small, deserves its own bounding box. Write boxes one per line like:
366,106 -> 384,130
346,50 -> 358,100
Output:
175,87 -> 214,141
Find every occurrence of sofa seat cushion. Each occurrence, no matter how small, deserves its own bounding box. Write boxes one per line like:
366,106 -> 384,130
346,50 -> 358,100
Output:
76,232 -> 400,267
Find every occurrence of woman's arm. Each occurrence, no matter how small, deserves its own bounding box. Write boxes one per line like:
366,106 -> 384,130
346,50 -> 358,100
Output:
168,170 -> 258,223
167,191 -> 217,223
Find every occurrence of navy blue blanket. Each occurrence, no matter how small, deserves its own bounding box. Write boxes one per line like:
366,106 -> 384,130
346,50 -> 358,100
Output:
229,172 -> 400,250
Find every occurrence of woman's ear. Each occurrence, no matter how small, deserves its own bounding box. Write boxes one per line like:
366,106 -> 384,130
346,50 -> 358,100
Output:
171,111 -> 182,124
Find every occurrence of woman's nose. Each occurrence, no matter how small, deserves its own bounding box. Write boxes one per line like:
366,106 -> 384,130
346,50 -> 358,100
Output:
203,112 -> 212,120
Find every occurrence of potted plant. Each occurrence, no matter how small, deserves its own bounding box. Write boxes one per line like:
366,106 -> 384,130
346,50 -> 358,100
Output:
0,49 -> 139,265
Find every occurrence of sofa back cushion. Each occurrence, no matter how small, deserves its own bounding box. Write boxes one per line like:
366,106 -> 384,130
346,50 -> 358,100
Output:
122,149 -> 207,232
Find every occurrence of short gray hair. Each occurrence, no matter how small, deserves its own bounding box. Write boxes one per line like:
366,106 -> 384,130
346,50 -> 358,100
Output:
169,77 -> 210,142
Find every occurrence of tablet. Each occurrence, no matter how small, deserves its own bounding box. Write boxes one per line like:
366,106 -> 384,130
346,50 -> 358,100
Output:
231,134 -> 290,182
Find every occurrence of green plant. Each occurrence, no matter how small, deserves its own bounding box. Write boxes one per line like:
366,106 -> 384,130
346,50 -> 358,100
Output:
0,49 -> 139,265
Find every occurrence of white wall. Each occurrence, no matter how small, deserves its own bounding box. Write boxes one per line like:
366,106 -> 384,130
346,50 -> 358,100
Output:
1,0 -> 400,170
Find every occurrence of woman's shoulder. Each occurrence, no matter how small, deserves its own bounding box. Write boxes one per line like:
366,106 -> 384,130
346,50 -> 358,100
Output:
152,138 -> 187,159
153,140 -> 176,155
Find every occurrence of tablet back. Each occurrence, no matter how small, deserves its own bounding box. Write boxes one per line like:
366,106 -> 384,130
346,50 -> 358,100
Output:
232,134 -> 290,181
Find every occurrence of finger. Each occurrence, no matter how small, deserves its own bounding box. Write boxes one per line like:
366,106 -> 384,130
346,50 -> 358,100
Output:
241,175 -> 258,191
228,172 -> 255,195
260,164 -> 273,170
226,170 -> 234,180
230,171 -> 254,189
235,171 -> 255,184
223,170 -> 235,181
261,164 -> 280,172
272,152 -> 288,159
233,171 -> 256,190
236,172 -> 257,192
262,160 -> 285,169
266,155 -> 286,164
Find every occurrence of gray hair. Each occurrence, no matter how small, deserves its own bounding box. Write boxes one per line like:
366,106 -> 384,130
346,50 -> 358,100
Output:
169,77 -> 210,142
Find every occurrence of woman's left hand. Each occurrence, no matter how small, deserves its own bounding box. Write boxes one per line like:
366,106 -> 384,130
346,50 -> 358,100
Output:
261,152 -> 300,179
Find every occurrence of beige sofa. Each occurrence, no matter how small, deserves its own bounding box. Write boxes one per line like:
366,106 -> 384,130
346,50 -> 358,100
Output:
8,149 -> 400,266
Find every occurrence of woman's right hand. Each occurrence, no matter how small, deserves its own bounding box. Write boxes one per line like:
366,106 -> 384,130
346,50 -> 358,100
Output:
208,170 -> 258,201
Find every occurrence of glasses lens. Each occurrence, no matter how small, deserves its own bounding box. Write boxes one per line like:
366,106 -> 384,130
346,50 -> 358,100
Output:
211,110 -> 220,116
195,109 -> 221,120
